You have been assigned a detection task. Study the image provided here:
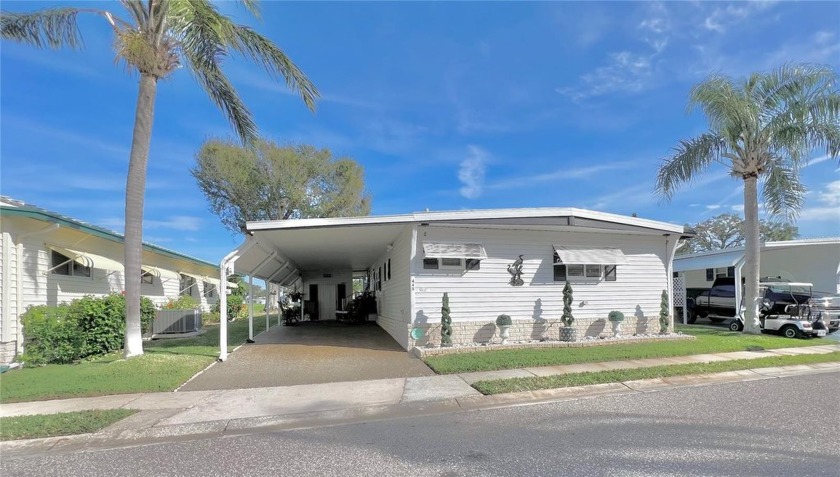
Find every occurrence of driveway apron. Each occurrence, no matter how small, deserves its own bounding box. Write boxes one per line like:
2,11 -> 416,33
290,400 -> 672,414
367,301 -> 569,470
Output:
178,321 -> 434,391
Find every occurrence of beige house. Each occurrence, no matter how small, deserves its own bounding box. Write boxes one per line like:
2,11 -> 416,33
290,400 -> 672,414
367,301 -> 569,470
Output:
0,196 -> 221,364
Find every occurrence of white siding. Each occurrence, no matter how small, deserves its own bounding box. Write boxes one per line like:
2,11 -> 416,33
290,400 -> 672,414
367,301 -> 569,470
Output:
412,227 -> 669,330
372,227 -> 413,348
301,269 -> 353,320
0,215 -> 221,363
680,242 -> 840,293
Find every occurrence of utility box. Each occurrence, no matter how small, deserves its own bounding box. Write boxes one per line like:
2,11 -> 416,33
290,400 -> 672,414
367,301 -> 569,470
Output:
153,309 -> 202,335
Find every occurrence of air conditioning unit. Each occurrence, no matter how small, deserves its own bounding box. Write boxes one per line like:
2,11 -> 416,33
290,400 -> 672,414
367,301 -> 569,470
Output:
153,309 -> 202,335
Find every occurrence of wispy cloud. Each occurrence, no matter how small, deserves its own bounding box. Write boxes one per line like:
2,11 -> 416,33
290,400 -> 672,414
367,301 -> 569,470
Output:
486,161 -> 635,191
703,1 -> 777,33
458,146 -> 488,199
558,51 -> 659,101
145,216 -> 203,231
797,180 -> 840,223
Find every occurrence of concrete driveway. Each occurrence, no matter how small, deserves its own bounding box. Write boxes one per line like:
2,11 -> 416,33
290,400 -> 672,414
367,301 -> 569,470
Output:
179,321 -> 434,391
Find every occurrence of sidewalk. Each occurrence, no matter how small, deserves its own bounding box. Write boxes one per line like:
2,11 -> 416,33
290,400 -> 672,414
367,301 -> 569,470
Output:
2,343 -> 839,456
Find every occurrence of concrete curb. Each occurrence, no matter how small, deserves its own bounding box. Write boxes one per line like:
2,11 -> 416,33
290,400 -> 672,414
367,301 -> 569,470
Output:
2,362 -> 837,459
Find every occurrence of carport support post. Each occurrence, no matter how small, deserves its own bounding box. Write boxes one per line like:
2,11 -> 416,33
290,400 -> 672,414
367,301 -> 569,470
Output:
219,239 -> 257,362
247,275 -> 254,342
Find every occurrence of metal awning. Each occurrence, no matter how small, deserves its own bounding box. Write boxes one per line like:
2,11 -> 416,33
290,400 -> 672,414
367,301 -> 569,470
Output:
552,245 -> 629,265
50,245 -> 124,272
673,251 -> 742,272
422,242 -> 487,259
179,271 -> 207,282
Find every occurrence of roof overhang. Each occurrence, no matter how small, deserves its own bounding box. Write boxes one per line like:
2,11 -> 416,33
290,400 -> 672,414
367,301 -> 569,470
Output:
230,208 -> 684,286
674,250 -> 743,272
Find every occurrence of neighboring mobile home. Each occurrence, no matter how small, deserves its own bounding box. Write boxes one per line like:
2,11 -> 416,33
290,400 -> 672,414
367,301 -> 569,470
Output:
220,208 -> 688,356
674,238 -> 840,308
0,196 -> 222,364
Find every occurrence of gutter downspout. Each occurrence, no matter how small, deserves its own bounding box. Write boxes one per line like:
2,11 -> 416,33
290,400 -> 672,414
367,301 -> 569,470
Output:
247,275 -> 254,343
218,238 -> 257,362
671,240 -> 689,325
734,254 -> 746,319
665,234 -> 686,332
12,224 -> 60,357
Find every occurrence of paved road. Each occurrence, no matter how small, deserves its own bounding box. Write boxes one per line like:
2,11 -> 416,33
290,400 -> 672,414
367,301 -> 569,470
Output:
4,372 -> 838,477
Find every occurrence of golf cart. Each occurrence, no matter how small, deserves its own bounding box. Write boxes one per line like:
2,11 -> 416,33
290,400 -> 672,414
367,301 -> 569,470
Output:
728,281 -> 826,338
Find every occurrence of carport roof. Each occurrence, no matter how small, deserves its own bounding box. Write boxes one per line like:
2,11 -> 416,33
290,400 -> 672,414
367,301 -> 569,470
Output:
230,207 -> 686,286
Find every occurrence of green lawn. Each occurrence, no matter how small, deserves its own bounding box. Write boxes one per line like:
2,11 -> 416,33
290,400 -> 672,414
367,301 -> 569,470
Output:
424,326 -> 830,374
472,351 -> 840,395
0,316 -> 272,403
0,409 -> 137,441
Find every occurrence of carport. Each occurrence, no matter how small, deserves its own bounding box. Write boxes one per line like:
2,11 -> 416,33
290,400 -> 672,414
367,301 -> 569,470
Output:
216,215 -> 416,361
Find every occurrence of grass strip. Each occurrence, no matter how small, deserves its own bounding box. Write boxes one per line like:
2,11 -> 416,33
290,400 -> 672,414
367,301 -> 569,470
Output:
0,409 -> 137,441
0,316 -> 272,403
424,326 -> 830,374
471,351 -> 840,395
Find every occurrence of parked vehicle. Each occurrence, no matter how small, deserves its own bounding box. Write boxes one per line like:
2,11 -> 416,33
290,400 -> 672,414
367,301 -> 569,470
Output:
685,277 -> 831,325
727,283 -> 827,338
808,292 -> 840,334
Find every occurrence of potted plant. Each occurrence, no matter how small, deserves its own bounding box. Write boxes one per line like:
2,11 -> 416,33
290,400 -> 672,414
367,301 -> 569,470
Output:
496,314 -> 512,344
608,310 -> 625,337
559,282 -> 576,341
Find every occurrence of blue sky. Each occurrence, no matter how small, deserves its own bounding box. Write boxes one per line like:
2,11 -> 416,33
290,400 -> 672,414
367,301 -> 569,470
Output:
1,1 -> 839,263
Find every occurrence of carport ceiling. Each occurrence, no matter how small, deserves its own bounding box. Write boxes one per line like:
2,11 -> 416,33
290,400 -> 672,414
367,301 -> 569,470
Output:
252,223 -> 408,272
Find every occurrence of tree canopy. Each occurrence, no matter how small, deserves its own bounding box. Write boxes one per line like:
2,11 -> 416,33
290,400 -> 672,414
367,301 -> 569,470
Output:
192,139 -> 371,232
679,213 -> 800,255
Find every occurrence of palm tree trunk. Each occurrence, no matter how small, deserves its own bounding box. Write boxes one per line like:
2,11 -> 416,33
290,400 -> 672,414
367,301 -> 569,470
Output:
742,174 -> 761,334
124,73 -> 158,358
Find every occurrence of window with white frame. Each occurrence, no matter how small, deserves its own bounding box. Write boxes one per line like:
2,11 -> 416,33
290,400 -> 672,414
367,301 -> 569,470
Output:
203,281 -> 215,298
141,271 -> 154,284
50,250 -> 91,278
553,251 -> 619,282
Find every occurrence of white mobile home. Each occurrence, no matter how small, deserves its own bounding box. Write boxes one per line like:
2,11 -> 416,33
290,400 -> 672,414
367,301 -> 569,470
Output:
0,197 -> 222,364
674,238 -> 840,297
221,208 -> 687,355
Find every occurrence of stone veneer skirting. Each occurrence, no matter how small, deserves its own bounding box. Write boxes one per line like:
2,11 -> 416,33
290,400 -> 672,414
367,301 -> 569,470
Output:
413,333 -> 695,358
408,316 -> 671,350
0,341 -> 17,365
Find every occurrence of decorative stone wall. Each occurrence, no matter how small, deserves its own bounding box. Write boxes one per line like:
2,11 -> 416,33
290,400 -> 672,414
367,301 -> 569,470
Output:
0,341 -> 17,365
408,316 -> 660,349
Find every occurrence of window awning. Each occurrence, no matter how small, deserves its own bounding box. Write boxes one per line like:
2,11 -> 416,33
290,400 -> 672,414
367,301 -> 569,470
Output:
422,242 -> 487,259
142,266 -> 181,281
552,245 -> 629,265
50,246 -> 124,272
180,271 -> 207,282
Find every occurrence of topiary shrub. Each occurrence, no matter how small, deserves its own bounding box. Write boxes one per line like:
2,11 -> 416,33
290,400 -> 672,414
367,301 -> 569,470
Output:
441,292 -> 452,347
659,290 -> 670,333
608,310 -> 625,322
561,281 -> 574,327
495,314 -> 512,326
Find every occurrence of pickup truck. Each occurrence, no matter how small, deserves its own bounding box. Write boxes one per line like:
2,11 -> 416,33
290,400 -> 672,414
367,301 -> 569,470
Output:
685,277 -> 839,333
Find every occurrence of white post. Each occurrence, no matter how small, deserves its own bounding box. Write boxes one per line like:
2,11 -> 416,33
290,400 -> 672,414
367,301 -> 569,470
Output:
248,275 -> 254,342
219,239 -> 257,362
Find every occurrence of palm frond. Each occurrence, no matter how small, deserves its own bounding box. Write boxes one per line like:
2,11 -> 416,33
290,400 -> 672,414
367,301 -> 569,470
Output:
228,25 -> 319,111
689,74 -> 756,143
119,0 -> 148,27
761,159 -> 805,220
655,133 -> 727,200
1,8 -> 84,49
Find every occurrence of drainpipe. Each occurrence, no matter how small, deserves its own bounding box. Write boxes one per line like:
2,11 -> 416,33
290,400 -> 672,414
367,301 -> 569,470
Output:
218,238 -> 257,362
12,224 -> 60,356
734,255 -> 746,318
665,234 -> 686,332
247,275 -> 254,343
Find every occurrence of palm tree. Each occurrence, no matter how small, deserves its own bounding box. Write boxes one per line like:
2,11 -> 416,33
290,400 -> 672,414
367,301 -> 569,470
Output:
656,64 -> 839,334
1,1 -> 318,357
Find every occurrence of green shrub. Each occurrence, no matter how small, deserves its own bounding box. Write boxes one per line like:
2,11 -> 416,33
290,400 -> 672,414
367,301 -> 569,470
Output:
162,295 -> 200,310
495,314 -> 512,326
20,304 -> 82,365
212,294 -> 245,320
20,294 -> 157,365
608,311 -> 625,322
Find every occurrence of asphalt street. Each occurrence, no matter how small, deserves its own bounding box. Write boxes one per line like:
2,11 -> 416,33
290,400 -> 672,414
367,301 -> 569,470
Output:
3,372 -> 838,477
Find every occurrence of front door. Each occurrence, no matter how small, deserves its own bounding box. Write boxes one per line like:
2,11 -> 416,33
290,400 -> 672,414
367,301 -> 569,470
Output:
319,285 -> 336,320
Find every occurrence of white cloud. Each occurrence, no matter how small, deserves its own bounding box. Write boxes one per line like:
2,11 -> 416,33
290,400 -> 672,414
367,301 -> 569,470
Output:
558,51 -> 658,101
145,216 -> 203,231
486,161 -> 635,191
798,180 -> 840,223
458,146 -> 488,199
703,1 -> 777,33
